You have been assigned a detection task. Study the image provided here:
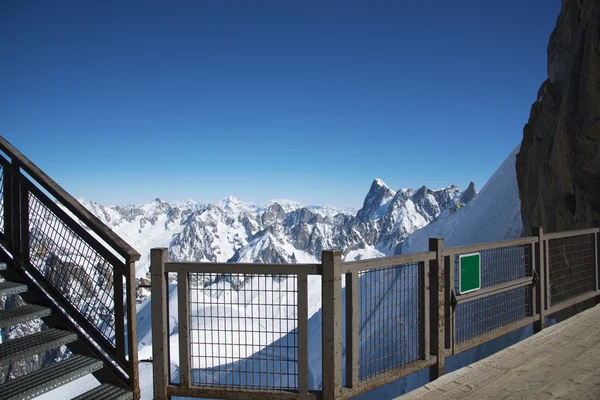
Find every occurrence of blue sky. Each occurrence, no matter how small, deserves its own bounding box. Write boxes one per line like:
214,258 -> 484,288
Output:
1,0 -> 561,208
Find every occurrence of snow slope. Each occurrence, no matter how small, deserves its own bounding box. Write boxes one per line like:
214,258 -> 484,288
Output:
401,146 -> 523,253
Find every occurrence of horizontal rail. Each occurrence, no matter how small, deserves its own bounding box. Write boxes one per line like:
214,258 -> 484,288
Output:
455,277 -> 534,304
453,316 -> 535,355
166,386 -> 319,400
544,228 -> 600,240
546,290 -> 600,316
0,136 -> 140,262
341,251 -> 435,273
444,236 -> 538,256
164,262 -> 322,275
341,358 -> 437,400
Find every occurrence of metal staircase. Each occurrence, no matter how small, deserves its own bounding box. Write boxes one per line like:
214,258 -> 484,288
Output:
0,136 -> 140,399
0,263 -> 133,399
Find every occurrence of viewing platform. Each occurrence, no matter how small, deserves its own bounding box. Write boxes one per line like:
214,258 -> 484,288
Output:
397,303 -> 600,400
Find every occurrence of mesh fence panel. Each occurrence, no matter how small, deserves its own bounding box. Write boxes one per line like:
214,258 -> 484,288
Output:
453,244 -> 531,292
455,285 -> 532,343
358,263 -> 421,380
27,192 -> 117,346
547,234 -> 596,305
188,272 -> 298,390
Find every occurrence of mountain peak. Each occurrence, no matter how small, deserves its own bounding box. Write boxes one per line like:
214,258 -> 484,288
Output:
373,178 -> 389,189
355,179 -> 397,221
218,195 -> 241,210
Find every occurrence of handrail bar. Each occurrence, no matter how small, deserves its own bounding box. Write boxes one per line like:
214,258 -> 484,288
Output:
164,261 -> 322,275
0,136 -> 140,262
341,251 -> 436,273
543,227 -> 600,240
444,236 -> 538,255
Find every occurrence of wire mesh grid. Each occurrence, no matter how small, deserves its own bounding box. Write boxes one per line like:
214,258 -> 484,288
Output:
547,234 -> 596,305
188,272 -> 299,390
455,285 -> 532,343
358,263 -> 421,380
27,192 -> 117,346
453,244 -> 531,292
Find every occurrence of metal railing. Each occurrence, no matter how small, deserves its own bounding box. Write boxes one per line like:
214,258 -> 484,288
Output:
151,248 -> 322,399
151,229 -> 600,399
0,136 -> 140,397
445,237 -> 538,356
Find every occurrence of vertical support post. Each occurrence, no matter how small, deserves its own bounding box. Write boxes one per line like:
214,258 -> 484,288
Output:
114,269 -> 125,362
322,250 -> 342,400
151,248 -> 169,400
444,255 -> 453,352
419,261 -> 430,360
532,227 -> 545,333
428,238 -> 445,380
593,221 -> 599,294
544,233 -> 551,311
2,161 -> 12,247
125,258 -> 141,400
177,270 -> 190,389
12,161 -> 21,259
345,270 -> 359,387
19,184 -> 29,266
297,272 -> 309,394
5,161 -> 22,259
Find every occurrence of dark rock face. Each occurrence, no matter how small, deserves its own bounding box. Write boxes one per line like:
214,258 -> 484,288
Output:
516,0 -> 600,234
460,182 -> 477,204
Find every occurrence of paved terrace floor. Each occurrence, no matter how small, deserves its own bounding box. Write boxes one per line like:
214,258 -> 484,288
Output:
396,304 -> 600,400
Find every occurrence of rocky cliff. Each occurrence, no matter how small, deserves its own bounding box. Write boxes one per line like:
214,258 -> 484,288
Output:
516,0 -> 600,234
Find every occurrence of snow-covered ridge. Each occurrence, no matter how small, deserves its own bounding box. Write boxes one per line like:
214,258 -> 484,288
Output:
78,180 -> 474,278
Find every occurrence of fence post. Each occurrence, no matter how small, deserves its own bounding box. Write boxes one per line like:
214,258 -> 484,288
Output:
345,270 -> 359,388
532,227 -> 545,333
322,250 -> 342,399
594,221 -> 600,305
151,248 -> 169,400
5,161 -> 22,260
429,238 -> 445,380
125,258 -> 141,400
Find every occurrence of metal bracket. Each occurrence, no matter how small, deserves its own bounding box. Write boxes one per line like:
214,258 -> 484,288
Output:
450,289 -> 458,310
532,269 -> 539,287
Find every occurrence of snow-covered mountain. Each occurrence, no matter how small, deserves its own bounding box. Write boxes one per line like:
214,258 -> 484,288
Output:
79,180 -> 474,278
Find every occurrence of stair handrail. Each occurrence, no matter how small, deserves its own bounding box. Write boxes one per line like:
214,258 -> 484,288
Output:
0,136 -> 140,262
0,135 -> 140,398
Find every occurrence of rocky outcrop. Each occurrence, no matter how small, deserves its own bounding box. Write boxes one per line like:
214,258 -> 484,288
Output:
460,182 -> 477,204
517,0 -> 600,234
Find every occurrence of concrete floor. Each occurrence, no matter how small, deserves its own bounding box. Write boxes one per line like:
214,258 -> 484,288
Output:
396,304 -> 600,399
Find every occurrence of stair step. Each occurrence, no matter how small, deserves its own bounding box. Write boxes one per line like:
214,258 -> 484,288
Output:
1,355 -> 103,400
0,281 -> 27,297
0,329 -> 78,367
73,383 -> 133,400
0,304 -> 51,329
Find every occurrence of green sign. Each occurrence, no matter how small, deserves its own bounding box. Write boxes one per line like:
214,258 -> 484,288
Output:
459,253 -> 481,294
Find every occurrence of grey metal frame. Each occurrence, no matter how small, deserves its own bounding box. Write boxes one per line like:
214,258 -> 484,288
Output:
445,237 -> 539,355
150,227 -> 600,399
